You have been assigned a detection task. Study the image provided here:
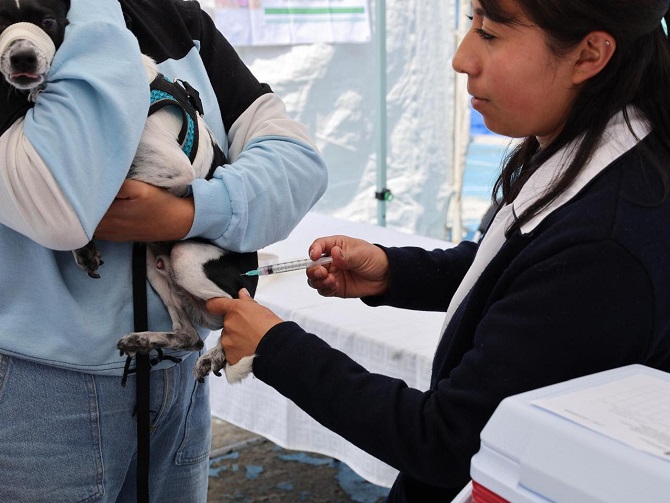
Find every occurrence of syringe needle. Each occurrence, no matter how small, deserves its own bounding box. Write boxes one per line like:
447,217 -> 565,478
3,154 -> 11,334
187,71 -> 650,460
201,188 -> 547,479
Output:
242,256 -> 333,276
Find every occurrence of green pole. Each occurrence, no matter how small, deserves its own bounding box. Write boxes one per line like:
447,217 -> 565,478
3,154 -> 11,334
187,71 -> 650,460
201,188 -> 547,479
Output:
375,0 -> 389,226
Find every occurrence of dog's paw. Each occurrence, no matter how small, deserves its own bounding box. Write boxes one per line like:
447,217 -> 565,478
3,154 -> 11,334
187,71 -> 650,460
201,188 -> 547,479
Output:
193,345 -> 226,382
117,332 -> 156,357
193,345 -> 255,384
73,242 -> 103,279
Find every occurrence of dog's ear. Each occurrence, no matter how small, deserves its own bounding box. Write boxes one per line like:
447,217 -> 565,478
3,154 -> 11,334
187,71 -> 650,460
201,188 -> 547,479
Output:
55,1 -> 71,47
0,80 -> 33,135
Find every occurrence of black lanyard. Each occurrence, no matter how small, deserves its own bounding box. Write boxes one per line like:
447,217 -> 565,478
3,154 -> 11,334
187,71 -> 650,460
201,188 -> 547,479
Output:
132,242 -> 151,503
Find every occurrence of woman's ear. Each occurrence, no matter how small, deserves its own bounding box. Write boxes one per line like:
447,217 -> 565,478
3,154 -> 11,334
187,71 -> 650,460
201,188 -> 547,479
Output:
572,31 -> 616,85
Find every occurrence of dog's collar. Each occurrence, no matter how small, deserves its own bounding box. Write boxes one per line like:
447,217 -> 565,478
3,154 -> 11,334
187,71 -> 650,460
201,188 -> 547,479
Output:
148,74 -> 204,164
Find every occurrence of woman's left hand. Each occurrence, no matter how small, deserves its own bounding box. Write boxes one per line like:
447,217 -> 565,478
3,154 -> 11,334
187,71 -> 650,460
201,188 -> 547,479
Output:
206,288 -> 284,364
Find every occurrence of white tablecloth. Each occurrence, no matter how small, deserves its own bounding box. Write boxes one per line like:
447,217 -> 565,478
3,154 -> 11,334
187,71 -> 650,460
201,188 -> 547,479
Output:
207,212 -> 453,487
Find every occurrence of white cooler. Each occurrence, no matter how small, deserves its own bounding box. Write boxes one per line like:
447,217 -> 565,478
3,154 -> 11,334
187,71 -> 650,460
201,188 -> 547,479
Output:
460,364 -> 670,503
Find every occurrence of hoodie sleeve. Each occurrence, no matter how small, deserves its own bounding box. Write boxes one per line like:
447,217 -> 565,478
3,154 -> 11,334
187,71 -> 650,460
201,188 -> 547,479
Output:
0,0 -> 148,250
178,2 -> 328,252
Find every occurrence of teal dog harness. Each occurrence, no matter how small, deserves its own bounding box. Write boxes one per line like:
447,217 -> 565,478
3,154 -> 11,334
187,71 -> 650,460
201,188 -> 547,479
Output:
148,74 -> 203,164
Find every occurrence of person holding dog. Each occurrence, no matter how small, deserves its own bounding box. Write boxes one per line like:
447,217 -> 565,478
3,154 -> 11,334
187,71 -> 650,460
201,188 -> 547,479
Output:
0,0 -> 326,502
206,0 -> 670,501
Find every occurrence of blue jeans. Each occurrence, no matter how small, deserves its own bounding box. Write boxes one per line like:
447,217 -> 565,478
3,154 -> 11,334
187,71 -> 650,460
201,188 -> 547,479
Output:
0,351 -> 211,503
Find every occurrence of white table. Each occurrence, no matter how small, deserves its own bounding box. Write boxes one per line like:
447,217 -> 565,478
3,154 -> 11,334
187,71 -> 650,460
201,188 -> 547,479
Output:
207,212 -> 453,487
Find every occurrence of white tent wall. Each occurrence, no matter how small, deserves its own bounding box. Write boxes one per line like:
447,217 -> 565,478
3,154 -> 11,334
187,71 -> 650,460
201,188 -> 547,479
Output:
203,1 -> 459,240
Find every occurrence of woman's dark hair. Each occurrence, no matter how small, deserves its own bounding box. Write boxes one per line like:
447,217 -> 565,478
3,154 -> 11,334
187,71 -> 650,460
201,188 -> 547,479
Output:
481,0 -> 670,232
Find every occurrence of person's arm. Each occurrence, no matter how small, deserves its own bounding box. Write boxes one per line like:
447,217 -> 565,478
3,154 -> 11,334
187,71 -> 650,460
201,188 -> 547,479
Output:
180,4 -> 328,252
214,237 -> 478,365
215,238 -> 654,490
362,240 -> 479,311
93,179 -> 195,243
0,0 -> 147,250
304,236 -> 477,309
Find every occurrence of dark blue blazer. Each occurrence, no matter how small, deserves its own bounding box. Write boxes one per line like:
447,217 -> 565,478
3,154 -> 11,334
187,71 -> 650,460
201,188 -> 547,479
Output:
253,132 -> 670,502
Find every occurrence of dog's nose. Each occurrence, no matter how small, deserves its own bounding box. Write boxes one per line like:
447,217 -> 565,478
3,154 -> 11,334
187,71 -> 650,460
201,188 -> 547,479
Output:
10,50 -> 38,73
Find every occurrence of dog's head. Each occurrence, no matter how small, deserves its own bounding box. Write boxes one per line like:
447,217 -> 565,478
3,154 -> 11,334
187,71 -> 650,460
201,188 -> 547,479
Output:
0,0 -> 70,95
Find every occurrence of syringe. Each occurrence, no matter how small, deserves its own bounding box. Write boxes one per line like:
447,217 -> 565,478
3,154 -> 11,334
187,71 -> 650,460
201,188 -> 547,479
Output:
242,256 -> 333,276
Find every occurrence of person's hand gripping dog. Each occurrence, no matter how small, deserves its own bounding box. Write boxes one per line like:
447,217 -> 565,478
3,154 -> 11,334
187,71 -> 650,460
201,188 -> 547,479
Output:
206,235 -> 391,365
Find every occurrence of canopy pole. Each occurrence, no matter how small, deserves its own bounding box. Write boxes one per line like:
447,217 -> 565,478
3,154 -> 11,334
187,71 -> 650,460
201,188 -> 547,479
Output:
374,0 -> 389,226
449,0 -> 472,242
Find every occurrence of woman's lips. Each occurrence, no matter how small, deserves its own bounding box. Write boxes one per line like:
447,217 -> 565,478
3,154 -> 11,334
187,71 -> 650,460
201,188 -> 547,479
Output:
471,96 -> 488,110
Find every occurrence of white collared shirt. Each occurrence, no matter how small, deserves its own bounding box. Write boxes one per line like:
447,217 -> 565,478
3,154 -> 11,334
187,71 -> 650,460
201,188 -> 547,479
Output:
441,108 -> 652,335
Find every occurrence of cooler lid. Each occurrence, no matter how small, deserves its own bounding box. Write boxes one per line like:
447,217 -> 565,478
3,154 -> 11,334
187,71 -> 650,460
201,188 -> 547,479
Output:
470,365 -> 670,503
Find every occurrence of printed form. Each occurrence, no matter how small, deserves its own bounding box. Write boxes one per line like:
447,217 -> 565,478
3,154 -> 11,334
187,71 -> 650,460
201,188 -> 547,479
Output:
532,373 -> 670,460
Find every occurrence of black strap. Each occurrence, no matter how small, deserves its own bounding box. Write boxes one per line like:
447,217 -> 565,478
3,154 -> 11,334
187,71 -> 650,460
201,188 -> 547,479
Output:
132,242 -> 151,503
207,139 -> 228,181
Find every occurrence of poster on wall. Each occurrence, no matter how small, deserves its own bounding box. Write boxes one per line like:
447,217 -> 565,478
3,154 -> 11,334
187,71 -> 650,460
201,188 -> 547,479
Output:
213,0 -> 371,46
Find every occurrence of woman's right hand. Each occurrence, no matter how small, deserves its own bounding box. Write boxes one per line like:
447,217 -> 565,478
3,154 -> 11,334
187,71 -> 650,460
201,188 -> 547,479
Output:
306,235 -> 391,299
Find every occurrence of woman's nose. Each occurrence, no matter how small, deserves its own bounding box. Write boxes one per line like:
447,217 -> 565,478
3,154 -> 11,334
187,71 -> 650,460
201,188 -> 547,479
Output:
452,32 -> 478,76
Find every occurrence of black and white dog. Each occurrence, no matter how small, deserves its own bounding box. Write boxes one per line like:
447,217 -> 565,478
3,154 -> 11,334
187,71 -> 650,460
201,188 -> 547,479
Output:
0,0 -> 257,382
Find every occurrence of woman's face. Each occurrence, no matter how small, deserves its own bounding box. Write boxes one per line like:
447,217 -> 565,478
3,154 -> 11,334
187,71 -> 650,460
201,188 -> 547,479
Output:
452,0 -> 580,147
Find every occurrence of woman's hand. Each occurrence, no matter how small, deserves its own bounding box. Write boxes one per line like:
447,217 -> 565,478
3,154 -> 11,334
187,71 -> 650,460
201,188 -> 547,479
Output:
206,288 -> 283,365
306,235 -> 391,299
95,179 -> 195,242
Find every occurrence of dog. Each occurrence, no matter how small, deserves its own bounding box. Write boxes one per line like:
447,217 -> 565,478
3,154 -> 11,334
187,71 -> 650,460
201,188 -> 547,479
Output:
0,0 -> 68,101
0,0 -> 258,383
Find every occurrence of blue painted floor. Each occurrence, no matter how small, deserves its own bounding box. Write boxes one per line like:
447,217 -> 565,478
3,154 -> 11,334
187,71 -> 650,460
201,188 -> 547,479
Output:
208,433 -> 392,502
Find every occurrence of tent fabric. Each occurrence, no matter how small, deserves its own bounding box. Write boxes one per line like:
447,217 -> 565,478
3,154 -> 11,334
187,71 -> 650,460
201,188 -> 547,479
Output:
206,0 -> 461,240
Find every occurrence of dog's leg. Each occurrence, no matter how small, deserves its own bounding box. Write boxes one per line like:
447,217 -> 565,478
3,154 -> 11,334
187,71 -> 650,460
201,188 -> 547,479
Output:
164,241 -> 236,381
72,241 -> 103,279
163,241 -> 258,383
115,240 -> 256,382
116,245 -> 204,356
224,356 -> 256,383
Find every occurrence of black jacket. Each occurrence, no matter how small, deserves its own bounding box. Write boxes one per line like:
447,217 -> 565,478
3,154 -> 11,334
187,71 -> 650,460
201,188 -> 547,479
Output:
251,128 -> 670,501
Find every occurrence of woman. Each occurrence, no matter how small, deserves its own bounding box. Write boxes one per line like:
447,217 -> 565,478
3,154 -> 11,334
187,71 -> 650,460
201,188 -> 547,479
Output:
207,1 -> 670,501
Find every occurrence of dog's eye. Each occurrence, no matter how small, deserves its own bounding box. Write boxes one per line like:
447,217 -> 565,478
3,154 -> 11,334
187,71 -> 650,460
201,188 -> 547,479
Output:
41,17 -> 57,32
